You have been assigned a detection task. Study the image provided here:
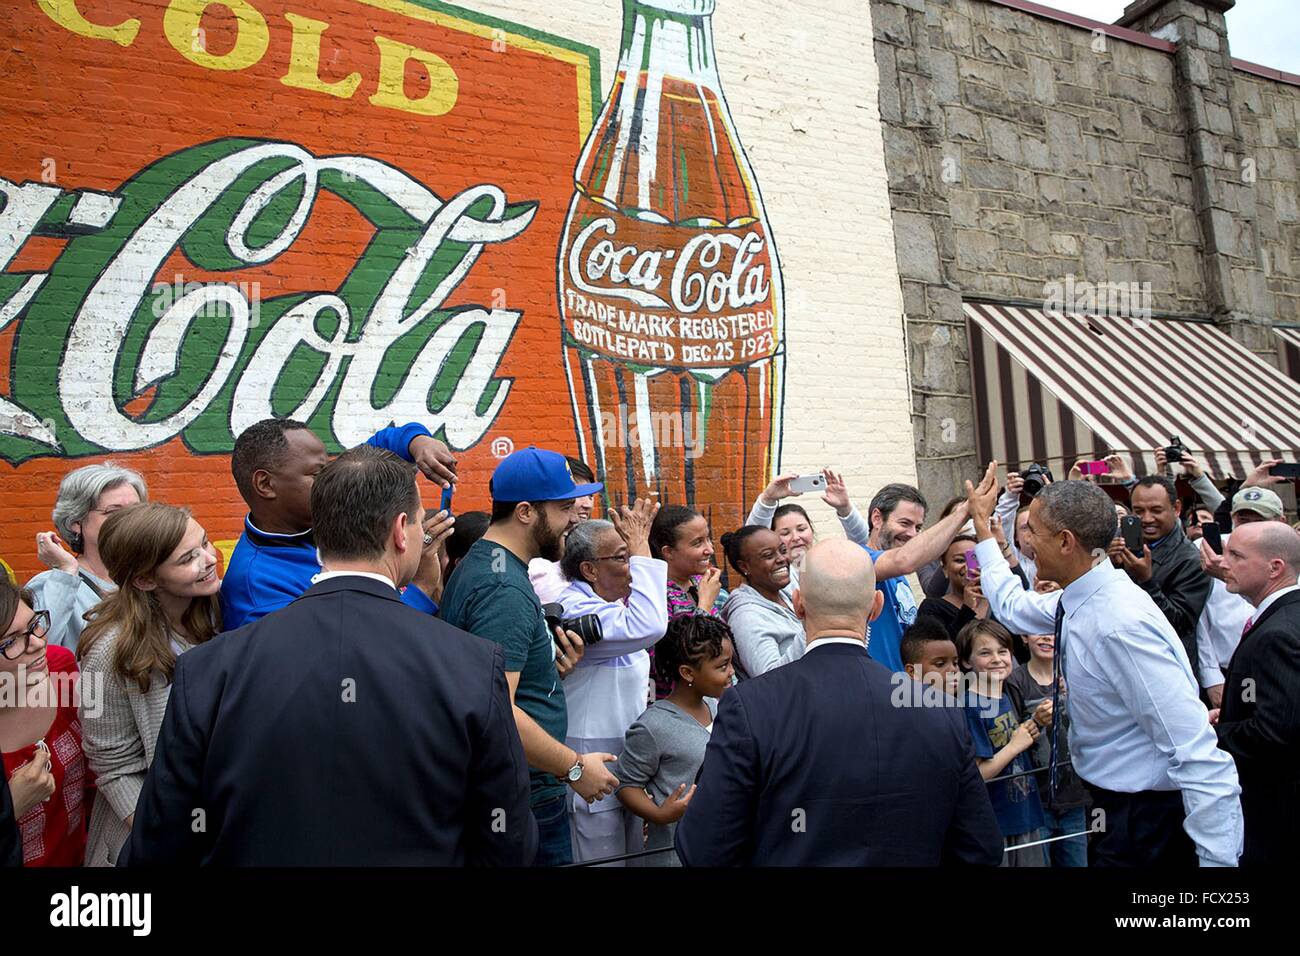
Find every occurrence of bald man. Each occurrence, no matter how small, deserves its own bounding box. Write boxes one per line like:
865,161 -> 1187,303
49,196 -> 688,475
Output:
674,539 -> 1003,866
1214,521 -> 1300,865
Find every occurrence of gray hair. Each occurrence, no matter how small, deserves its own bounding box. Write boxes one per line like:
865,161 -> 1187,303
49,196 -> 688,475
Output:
1036,480 -> 1117,552
52,462 -> 149,544
560,520 -> 616,582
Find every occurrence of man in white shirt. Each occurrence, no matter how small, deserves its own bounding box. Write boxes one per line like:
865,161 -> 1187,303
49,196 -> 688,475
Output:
968,470 -> 1243,867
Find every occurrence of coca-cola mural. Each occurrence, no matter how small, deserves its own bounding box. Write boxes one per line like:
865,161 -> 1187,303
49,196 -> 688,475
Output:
0,0 -> 786,583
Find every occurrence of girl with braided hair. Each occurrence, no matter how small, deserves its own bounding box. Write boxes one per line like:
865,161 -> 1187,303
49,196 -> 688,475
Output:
612,614 -> 734,866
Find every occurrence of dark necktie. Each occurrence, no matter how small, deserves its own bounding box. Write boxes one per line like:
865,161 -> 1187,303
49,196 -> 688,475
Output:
1049,598 -> 1066,798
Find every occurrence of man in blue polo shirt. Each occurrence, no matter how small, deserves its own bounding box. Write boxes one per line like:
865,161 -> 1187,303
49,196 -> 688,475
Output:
220,418 -> 456,629
439,447 -> 620,866
844,465 -> 998,671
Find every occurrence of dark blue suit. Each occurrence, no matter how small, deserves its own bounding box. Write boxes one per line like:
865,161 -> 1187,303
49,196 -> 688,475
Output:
121,575 -> 536,866
675,642 -> 1002,866
1,772 -> 20,866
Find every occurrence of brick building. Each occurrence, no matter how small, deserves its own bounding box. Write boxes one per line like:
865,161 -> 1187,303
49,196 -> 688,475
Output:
872,0 -> 1300,507
0,0 -> 909,582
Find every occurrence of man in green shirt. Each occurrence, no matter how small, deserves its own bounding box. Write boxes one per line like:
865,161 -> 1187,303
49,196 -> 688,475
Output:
439,447 -> 619,865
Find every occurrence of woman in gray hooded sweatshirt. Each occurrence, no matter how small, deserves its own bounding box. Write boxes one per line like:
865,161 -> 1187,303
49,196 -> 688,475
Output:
719,526 -> 805,679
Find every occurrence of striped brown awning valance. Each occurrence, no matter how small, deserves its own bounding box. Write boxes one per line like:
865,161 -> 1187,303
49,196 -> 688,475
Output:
966,302 -> 1300,479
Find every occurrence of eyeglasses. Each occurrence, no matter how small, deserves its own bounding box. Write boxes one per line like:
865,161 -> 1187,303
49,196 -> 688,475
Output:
591,553 -> 630,565
0,610 -> 50,660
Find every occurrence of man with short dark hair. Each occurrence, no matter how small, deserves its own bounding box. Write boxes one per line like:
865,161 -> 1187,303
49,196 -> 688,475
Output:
836,471 -> 996,672
1107,475 -> 1211,680
971,474 -> 1242,867
1213,519 -> 1300,865
220,418 -> 456,629
123,446 -> 534,865
439,447 -> 619,866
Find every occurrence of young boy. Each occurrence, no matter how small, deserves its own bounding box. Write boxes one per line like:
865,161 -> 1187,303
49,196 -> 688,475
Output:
957,619 -> 1049,867
1005,632 -> 1090,867
901,617 -> 961,697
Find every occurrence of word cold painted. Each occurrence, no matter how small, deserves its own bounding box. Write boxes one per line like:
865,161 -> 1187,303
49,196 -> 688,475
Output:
0,139 -> 536,462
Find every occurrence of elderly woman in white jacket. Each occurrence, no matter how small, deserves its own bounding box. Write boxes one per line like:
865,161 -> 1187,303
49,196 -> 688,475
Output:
555,498 -> 668,865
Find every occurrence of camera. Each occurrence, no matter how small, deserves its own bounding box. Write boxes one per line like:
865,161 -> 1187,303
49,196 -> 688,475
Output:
1165,436 -> 1187,464
542,603 -> 604,646
1021,463 -> 1054,498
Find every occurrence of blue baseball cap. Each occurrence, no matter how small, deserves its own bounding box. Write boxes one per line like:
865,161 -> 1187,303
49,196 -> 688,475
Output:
490,446 -> 603,502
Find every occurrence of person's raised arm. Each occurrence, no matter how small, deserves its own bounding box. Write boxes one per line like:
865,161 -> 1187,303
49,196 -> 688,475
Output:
872,462 -> 994,581
967,464 -> 1059,635
822,469 -> 870,546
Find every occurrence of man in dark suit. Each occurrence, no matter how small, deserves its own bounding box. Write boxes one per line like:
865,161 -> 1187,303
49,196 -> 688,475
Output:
122,445 -> 536,866
1215,519 -> 1300,866
675,538 -> 1003,866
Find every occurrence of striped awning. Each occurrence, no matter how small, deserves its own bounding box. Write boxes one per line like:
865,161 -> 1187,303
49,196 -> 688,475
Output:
966,302 -> 1300,479
1275,327 -> 1300,382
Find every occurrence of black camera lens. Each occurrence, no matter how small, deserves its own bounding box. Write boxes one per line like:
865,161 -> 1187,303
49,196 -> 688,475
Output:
1021,463 -> 1054,498
542,603 -> 604,646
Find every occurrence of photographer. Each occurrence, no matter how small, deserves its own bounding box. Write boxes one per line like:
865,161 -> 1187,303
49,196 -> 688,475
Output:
1108,475 -> 1212,680
554,499 -> 669,864
439,447 -> 619,866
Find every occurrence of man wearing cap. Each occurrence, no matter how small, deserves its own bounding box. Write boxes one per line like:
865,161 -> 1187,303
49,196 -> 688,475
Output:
1197,487 -> 1290,708
439,447 -> 620,866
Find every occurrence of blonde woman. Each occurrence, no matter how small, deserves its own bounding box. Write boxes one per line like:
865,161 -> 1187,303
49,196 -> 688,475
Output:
77,503 -> 221,866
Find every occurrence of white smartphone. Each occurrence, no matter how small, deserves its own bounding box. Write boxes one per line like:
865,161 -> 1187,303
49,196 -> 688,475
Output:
788,474 -> 827,493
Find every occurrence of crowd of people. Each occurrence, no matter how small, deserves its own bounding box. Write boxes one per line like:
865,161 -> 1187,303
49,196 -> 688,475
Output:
1,418 -> 1297,867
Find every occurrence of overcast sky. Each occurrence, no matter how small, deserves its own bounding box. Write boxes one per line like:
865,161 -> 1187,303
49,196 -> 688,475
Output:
1045,0 -> 1299,74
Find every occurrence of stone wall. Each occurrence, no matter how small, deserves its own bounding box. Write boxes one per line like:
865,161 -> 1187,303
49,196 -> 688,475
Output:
1235,71 -> 1300,324
873,0 -> 1300,506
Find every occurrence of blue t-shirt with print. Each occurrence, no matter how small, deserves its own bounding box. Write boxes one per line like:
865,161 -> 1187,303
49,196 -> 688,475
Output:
966,691 -> 1047,838
862,546 -> 917,673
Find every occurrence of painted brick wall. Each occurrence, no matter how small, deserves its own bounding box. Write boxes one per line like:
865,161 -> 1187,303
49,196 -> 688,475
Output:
0,0 -> 911,586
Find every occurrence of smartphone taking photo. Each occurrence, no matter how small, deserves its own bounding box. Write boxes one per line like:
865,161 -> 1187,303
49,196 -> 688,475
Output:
1201,524 -> 1223,555
788,474 -> 827,494
1120,514 -> 1144,557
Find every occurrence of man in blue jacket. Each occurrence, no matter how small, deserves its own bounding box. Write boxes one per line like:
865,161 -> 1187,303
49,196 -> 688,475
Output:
219,418 -> 456,629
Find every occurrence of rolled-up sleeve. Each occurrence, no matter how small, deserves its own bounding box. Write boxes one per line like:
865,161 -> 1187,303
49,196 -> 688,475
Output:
973,538 -> 1058,636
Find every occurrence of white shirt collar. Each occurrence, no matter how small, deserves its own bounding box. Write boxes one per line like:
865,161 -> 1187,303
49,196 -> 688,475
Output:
805,636 -> 866,652
1252,583 -> 1300,618
311,570 -> 398,592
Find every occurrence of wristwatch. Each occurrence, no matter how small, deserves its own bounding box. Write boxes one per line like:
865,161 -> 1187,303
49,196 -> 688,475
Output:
565,753 -> 584,783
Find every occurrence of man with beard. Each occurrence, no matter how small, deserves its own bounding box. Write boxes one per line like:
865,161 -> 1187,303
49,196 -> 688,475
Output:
439,447 -> 619,866
855,469 -> 997,673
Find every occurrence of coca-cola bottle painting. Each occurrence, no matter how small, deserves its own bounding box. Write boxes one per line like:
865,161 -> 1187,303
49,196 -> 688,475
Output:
557,0 -> 784,518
